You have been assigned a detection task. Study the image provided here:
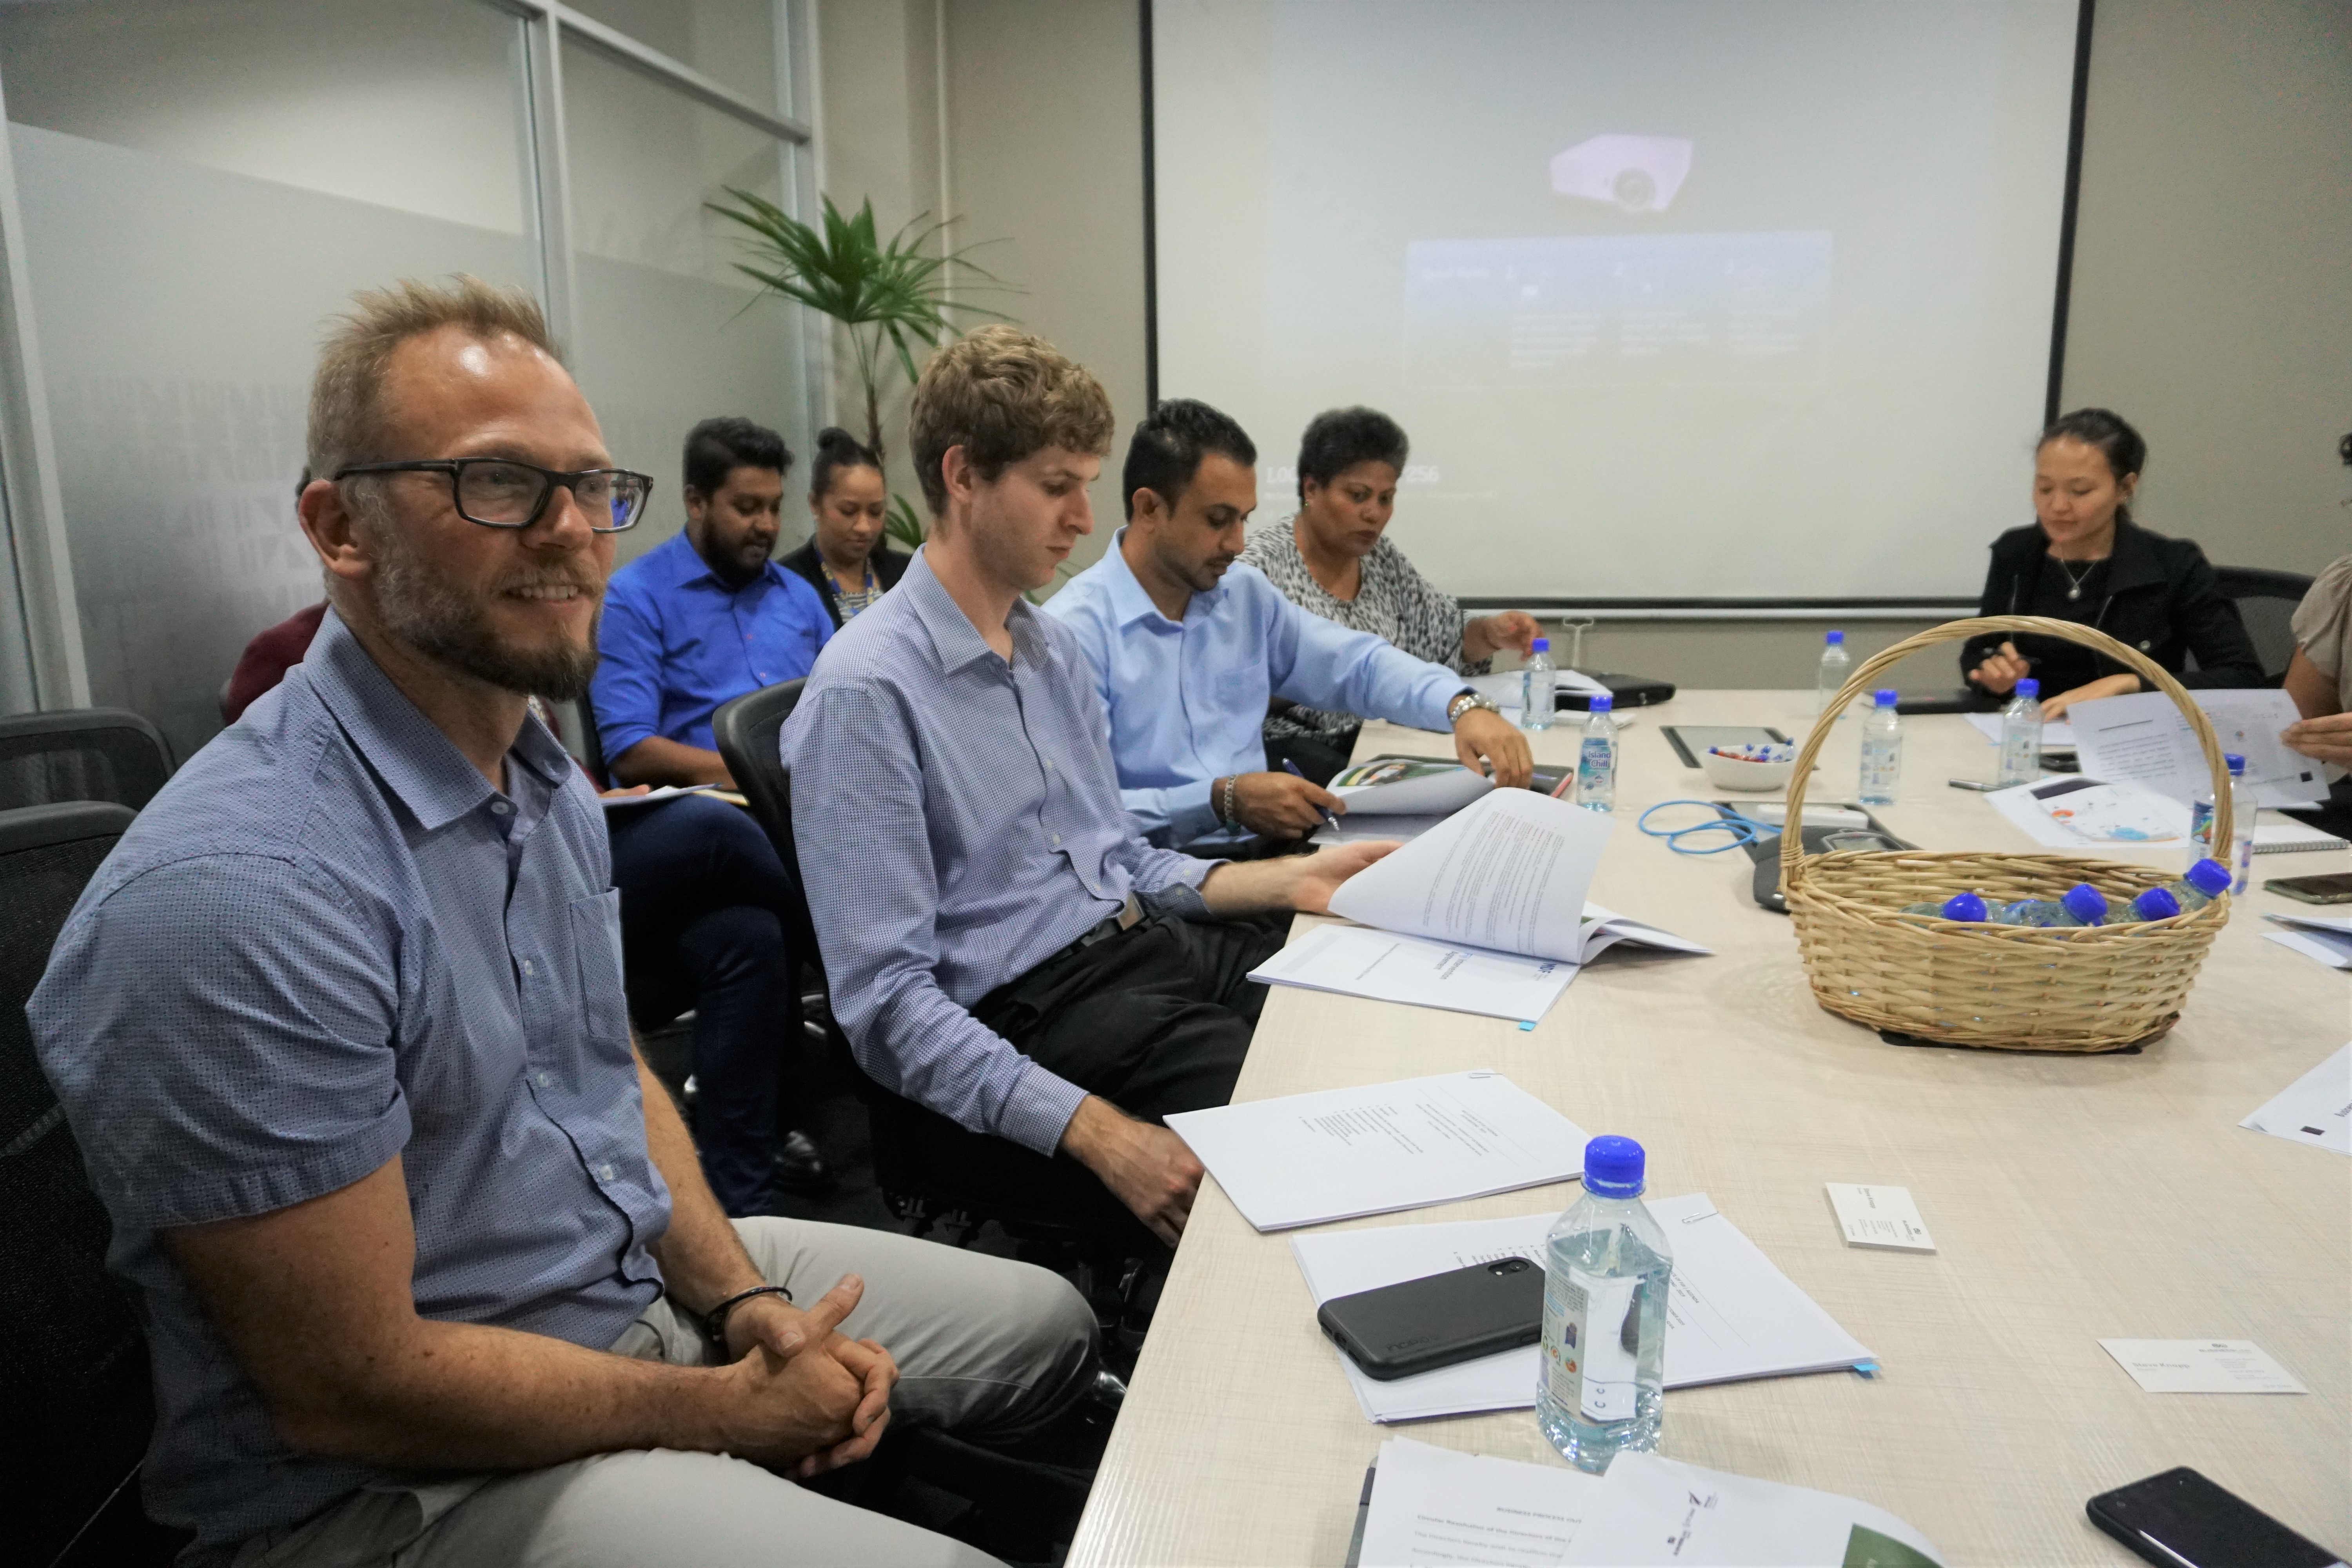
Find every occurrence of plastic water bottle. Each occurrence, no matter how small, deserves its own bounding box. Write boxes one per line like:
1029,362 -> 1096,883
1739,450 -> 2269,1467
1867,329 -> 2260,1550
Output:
2165,858 -> 2235,913
1538,1136 -> 1672,1473
1857,688 -> 1902,805
2189,754 -> 2258,894
1900,891 -> 1989,920
1991,883 -> 2108,928
1815,630 -> 1850,716
1521,638 -> 1557,731
1575,695 -> 1617,813
1997,678 -> 2043,788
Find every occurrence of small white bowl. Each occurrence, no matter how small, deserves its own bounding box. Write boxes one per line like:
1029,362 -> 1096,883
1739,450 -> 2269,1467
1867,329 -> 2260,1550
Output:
1701,744 -> 1797,792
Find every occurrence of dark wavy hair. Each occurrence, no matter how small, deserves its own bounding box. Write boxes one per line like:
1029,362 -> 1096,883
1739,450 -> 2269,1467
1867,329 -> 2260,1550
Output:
682,416 -> 790,500
808,426 -> 882,502
2038,407 -> 2146,524
1296,407 -> 1408,503
1121,398 -> 1257,519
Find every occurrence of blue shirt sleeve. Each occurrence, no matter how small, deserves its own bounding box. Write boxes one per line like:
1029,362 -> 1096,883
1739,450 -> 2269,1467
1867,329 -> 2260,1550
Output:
26,854 -> 411,1230
1259,575 -> 1462,732
591,574 -> 667,762
1043,584 -> 1210,844
777,572 -> 835,681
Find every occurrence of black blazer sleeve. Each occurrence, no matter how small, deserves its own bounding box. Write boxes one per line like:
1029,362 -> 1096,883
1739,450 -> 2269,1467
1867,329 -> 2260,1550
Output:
1959,545 -> 2014,685
2166,543 -> 2265,690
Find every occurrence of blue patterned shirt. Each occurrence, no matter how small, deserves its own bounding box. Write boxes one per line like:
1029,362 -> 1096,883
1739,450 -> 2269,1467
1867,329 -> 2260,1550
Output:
783,548 -> 1214,1155
592,530 -> 834,759
28,609 -> 668,1561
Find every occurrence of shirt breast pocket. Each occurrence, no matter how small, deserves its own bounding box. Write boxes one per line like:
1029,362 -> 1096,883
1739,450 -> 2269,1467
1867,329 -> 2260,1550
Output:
1215,666 -> 1263,715
569,889 -> 632,1063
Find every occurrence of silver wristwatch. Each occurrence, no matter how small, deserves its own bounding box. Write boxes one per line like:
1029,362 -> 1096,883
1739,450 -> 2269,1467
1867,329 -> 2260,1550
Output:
1446,690 -> 1502,725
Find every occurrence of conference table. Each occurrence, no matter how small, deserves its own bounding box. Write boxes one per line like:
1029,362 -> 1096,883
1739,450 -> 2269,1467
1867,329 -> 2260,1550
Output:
1068,691 -> 2351,1567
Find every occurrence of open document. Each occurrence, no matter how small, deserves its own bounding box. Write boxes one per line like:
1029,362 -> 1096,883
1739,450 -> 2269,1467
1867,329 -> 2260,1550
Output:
1332,758 -> 1495,815
1165,1071 -> 1587,1232
1293,1194 -> 1875,1423
2067,688 -> 2327,808
1357,1437 -> 1602,1567
2239,1042 -> 2351,1156
1983,775 -> 2189,850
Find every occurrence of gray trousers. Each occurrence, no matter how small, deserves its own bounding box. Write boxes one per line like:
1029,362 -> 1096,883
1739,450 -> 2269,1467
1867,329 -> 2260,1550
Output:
233,1218 -> 1100,1568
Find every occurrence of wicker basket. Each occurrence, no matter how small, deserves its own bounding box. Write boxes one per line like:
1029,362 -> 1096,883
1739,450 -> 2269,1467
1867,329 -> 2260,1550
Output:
1783,615 -> 2234,1053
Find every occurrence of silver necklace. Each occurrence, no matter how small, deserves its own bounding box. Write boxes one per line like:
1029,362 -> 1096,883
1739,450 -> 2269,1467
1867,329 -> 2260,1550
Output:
2054,554 -> 2100,601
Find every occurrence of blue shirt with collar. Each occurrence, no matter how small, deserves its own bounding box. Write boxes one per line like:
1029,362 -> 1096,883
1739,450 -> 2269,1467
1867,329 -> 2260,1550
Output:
782,547 -> 1215,1155
592,529 -> 834,760
28,608 -> 669,1563
1044,528 -> 1466,846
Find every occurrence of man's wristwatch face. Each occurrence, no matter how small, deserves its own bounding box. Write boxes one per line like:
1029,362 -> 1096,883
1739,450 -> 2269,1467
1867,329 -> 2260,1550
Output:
1451,691 -> 1501,722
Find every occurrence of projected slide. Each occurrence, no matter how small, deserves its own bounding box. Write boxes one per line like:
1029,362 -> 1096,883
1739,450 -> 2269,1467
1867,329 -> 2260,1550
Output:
1151,0 -> 2079,601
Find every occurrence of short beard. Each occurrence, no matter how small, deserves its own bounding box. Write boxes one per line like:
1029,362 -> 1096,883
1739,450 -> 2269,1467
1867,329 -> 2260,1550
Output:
369,530 -> 602,702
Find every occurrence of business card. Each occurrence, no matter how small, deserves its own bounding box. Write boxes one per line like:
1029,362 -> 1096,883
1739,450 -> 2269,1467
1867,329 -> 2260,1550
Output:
2098,1339 -> 2308,1395
1825,1183 -> 1936,1252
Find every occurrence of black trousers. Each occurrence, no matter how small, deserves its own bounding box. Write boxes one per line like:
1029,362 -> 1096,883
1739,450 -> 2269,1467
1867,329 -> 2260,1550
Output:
975,914 -> 1289,1128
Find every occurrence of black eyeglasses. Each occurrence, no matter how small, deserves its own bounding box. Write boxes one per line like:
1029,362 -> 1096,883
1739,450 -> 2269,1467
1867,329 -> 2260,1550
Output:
334,458 -> 653,533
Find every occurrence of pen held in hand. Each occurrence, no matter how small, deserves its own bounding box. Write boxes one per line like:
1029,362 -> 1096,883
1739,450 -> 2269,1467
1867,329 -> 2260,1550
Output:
1281,757 -> 1344,831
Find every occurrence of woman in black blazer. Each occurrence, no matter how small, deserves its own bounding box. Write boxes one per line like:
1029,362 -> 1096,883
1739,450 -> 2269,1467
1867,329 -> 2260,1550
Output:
779,427 -> 910,629
1961,408 -> 2261,717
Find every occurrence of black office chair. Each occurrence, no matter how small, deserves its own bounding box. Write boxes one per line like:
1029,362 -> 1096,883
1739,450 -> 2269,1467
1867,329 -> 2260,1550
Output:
709,682 -> 1150,1248
2,802 -> 187,1566
2209,566 -> 2314,686
573,687 -> 612,789
0,708 -> 174,813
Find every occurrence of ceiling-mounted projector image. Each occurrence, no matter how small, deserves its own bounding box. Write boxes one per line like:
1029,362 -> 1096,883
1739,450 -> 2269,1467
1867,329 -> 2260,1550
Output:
1550,134 -> 1694,213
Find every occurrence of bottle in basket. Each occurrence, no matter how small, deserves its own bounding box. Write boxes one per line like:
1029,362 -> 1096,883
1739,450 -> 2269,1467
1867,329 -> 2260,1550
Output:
1538,1136 -> 1671,1473
2189,753 -> 2256,893
1858,689 -> 1902,805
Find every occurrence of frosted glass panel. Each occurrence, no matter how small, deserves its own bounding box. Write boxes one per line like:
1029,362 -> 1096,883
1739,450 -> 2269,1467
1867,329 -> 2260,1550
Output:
568,0 -> 782,114
3,0 -> 534,762
564,45 -> 812,573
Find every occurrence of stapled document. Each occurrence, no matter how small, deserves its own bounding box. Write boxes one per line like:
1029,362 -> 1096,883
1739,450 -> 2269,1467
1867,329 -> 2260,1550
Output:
1246,924 -> 1577,1023
1824,1183 -> 1936,1252
2098,1339 -> 2308,1395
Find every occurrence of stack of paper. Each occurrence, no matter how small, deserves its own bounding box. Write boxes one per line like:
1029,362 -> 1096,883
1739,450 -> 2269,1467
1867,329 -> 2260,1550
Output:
1165,1071 -> 1590,1232
2263,914 -> 2352,970
2239,1043 -> 2350,1156
1293,1194 -> 1875,1423
1357,1438 -> 1945,1567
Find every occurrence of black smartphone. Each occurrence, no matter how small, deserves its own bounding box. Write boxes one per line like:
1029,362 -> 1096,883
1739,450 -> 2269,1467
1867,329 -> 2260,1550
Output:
1316,1257 -> 1544,1381
2086,1468 -> 2341,1568
2266,872 -> 2352,905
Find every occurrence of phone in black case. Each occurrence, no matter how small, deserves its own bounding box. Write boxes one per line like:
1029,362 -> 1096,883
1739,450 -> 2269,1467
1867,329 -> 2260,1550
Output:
2086,1468 -> 2341,1568
1316,1256 -> 1545,1381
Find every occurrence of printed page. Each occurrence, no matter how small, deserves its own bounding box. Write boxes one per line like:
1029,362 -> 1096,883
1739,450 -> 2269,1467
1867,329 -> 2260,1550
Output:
1964,711 -> 2077,748
2070,689 -> 2327,807
1359,1437 -> 1603,1568
1248,924 -> 1578,1024
1563,1453 -> 1945,1566
1167,1071 -> 1588,1232
1332,759 -> 1497,816
2239,1042 -> 2352,1156
1330,789 -> 1615,962
1983,777 -> 2189,853
1574,903 -> 1714,964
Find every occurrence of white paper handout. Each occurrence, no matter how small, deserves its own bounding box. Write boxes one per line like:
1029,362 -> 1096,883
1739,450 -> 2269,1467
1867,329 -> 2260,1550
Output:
1965,710 -> 2076,749
1357,1437 -> 1603,1567
1291,1194 -> 1875,1423
1167,1071 -> 1588,1232
2098,1339 -> 2309,1395
2263,926 -> 2352,971
1327,789 -> 1615,963
2239,1042 -> 2351,1156
598,784 -> 717,809
1562,1452 -> 1947,1567
1983,776 -> 2189,849
1312,809 -> 1454,846
1247,924 -> 1577,1024
2068,688 -> 2328,808
1332,758 -> 1496,815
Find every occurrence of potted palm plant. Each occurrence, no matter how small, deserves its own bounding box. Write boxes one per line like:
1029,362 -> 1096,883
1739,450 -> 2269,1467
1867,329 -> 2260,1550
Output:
708,189 -> 1008,549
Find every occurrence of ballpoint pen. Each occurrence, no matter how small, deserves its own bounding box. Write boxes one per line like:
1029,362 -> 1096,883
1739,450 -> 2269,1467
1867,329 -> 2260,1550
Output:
1281,757 -> 1343,832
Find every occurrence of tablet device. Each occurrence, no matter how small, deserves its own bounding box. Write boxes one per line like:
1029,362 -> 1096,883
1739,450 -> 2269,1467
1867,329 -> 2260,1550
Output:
1663,725 -> 1789,769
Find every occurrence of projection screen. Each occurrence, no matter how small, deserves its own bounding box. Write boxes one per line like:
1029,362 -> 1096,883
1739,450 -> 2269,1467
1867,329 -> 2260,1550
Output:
1149,0 -> 2085,603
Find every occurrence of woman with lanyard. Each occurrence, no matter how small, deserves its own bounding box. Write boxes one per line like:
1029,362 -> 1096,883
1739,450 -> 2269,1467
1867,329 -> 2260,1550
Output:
780,426 -> 910,627
1240,405 -> 1542,781
1960,407 -> 2261,717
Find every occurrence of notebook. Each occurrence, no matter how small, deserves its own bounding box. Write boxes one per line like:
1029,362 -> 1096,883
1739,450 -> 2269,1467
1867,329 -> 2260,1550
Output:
2255,820 -> 2349,855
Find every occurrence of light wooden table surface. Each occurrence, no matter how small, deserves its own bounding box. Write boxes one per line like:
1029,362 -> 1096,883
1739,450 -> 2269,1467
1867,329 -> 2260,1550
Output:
1069,691 -> 2352,1568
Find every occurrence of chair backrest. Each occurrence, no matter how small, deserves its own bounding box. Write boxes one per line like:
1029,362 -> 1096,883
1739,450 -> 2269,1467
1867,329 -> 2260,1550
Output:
710,679 -> 807,871
0,709 -> 174,813
0,801 -> 154,1564
573,686 -> 611,789
2210,565 -> 2314,686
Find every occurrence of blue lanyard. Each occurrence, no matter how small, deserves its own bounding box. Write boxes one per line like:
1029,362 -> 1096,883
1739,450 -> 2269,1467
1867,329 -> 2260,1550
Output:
1636,799 -> 1779,855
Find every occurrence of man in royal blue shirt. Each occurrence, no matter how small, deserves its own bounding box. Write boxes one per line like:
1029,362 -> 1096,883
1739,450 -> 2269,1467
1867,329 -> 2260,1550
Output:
592,417 -> 834,786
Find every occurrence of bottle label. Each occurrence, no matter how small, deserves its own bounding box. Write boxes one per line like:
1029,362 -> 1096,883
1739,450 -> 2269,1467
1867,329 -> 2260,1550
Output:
1577,738 -> 1612,789
1541,1266 -> 1640,1422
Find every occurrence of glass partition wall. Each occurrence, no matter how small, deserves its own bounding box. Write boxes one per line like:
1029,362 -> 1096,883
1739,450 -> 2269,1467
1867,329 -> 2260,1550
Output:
0,0 -> 815,764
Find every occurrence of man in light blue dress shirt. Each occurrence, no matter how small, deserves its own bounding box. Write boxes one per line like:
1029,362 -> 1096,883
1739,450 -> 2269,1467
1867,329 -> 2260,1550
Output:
787,329 -> 1394,1245
29,280 -> 1094,1567
1045,399 -> 1533,851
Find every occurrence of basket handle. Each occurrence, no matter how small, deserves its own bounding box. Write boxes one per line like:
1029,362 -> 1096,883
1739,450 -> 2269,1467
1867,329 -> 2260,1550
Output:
1780,615 -> 2236,887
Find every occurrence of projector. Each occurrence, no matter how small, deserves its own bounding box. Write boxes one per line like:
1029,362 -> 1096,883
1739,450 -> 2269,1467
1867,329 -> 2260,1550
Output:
1550,134 -> 1693,214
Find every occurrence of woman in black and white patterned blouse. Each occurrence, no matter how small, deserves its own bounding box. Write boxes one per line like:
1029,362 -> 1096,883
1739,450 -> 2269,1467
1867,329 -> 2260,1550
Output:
1240,406 -> 1541,780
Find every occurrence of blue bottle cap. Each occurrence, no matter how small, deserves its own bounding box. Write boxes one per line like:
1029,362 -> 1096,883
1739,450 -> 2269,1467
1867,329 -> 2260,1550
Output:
1588,693 -> 1613,713
2225,753 -> 2245,777
1583,1135 -> 1646,1198
1826,630 -> 1845,645
2016,678 -> 2039,697
2185,858 -> 2233,897
2060,883 -> 2108,924
1531,637 -> 1549,652
2132,886 -> 2181,921
1874,688 -> 1899,707
1940,891 -> 1988,922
